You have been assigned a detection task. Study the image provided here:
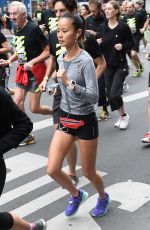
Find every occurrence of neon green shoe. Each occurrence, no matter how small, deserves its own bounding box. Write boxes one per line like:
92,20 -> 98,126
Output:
132,70 -> 141,77
139,63 -> 144,73
98,110 -> 110,121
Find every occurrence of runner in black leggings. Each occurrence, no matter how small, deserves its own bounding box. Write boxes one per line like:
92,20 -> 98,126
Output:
99,1 -> 135,130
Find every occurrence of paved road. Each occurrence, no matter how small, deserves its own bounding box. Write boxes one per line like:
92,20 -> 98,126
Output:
1,35 -> 150,230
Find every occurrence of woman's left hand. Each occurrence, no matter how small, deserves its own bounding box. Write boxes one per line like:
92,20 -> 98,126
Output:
57,69 -> 69,85
114,43 -> 123,51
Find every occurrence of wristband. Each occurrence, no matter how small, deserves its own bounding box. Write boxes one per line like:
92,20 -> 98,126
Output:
43,75 -> 49,81
7,59 -> 11,64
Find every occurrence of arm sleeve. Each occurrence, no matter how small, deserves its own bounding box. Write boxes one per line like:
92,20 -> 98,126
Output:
74,58 -> 99,105
121,23 -> 135,51
49,31 -> 56,56
84,32 -> 103,59
33,26 -> 49,48
0,89 -> 33,156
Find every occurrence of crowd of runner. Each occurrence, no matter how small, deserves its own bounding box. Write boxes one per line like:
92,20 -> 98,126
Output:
0,0 -> 150,229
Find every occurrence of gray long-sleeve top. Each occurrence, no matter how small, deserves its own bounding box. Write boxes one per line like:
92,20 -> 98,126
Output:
57,49 -> 98,115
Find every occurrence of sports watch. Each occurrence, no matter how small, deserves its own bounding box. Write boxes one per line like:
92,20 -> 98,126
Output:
67,80 -> 76,90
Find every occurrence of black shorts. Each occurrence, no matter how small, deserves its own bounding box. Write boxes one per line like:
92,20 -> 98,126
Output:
132,35 -> 141,53
57,110 -> 99,140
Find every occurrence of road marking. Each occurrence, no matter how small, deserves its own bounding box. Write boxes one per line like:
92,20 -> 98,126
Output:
11,171 -> 107,217
33,118 -> 53,131
47,194 -> 102,230
106,181 -> 150,212
11,176 -> 92,217
1,166 -> 81,206
47,180 -> 150,229
6,153 -> 47,182
33,91 -> 149,131
123,91 -> 148,103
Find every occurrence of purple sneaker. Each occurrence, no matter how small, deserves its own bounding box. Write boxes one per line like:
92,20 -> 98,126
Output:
65,189 -> 88,216
90,193 -> 110,217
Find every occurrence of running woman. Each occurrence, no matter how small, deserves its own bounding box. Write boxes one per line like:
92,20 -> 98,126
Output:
39,0 -> 106,186
99,0 -> 135,129
47,13 -> 110,217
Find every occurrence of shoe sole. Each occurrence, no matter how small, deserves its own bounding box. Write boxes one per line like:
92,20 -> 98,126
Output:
90,198 -> 111,218
132,75 -> 142,77
98,116 -> 110,121
120,127 -> 127,130
142,140 -> 150,143
114,124 -> 120,128
120,123 -> 129,130
132,72 -> 142,77
65,191 -> 89,217
39,219 -> 47,230
19,140 -> 35,147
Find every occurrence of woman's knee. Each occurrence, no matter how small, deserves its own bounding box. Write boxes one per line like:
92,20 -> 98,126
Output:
30,104 -> 40,113
131,50 -> 137,59
47,165 -> 61,178
14,97 -> 24,109
82,170 -> 95,180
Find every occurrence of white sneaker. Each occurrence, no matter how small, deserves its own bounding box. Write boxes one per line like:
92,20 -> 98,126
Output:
119,114 -> 129,130
114,117 -> 122,128
123,81 -> 129,92
142,132 -> 150,143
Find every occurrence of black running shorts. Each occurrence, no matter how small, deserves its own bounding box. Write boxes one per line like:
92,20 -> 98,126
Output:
57,109 -> 99,140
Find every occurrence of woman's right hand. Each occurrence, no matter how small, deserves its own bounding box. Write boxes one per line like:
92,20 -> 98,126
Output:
57,69 -> 69,85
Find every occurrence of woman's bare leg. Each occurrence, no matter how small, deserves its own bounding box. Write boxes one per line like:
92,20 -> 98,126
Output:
79,138 -> 106,198
47,130 -> 79,197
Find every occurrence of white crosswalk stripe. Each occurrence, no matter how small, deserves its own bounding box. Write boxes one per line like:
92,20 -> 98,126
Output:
1,152 -> 107,229
1,165 -> 81,206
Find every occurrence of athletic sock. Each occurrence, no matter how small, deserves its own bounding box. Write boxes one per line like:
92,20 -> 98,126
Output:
30,223 -> 36,230
73,190 -> 80,199
121,113 -> 126,117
